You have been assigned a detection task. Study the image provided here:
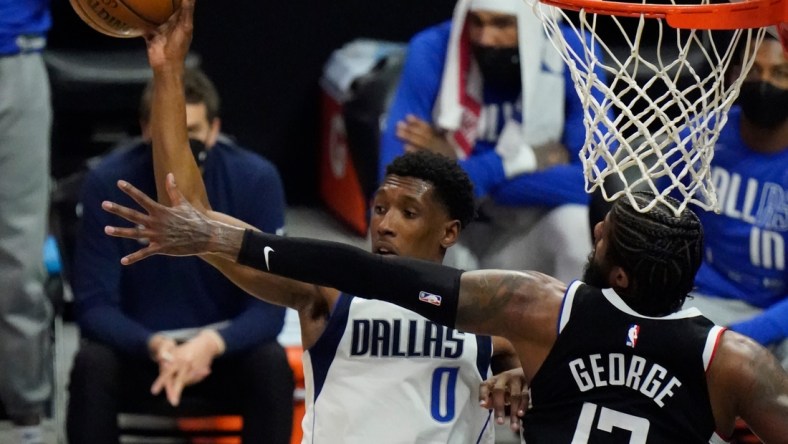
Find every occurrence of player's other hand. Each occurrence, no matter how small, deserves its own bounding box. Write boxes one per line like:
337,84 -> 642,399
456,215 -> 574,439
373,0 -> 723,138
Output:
479,367 -> 529,432
102,174 -> 215,265
145,0 -> 194,71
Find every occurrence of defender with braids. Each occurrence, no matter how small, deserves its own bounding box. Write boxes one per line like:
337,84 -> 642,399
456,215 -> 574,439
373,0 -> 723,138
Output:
586,193 -> 703,317
104,183 -> 788,441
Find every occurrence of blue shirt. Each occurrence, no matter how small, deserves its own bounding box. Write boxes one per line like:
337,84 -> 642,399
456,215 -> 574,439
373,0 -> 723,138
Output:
380,21 -> 606,207
692,106 -> 788,345
73,140 -> 287,357
0,0 -> 50,55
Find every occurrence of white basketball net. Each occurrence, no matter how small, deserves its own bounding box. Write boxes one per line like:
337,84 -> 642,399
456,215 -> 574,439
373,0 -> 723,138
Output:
530,0 -> 767,215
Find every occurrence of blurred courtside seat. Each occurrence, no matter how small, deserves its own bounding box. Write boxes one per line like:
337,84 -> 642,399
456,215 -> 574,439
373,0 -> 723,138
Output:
318,39 -> 406,236
286,345 -> 306,444
44,48 -> 202,180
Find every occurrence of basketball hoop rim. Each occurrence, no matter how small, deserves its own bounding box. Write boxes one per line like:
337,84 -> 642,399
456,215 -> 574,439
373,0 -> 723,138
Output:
537,0 -> 786,30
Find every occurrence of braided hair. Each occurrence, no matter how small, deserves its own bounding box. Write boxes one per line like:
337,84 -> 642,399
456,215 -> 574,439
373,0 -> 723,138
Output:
606,192 -> 704,316
385,151 -> 476,229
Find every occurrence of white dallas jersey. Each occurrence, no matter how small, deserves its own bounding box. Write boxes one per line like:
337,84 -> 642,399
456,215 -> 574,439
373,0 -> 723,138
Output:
301,293 -> 494,443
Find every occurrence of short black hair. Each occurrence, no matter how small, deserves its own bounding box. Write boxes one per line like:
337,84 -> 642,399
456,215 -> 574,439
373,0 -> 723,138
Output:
385,151 -> 476,229
606,192 -> 704,316
139,68 -> 221,124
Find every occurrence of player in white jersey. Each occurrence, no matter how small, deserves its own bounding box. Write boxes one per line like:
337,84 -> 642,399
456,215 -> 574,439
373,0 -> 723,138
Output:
303,297 -> 494,442
119,2 -> 518,441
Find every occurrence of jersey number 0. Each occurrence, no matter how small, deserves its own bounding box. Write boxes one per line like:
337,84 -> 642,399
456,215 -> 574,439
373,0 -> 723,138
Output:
431,367 -> 459,422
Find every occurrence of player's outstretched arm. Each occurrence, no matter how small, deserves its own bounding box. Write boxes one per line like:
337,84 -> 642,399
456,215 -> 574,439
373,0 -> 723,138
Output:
102,175 -> 320,311
708,331 -> 788,442
234,222 -> 565,347
103,177 -> 564,344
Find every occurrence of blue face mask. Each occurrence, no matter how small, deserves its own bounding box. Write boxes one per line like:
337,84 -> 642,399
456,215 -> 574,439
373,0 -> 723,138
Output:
738,80 -> 788,129
189,138 -> 209,168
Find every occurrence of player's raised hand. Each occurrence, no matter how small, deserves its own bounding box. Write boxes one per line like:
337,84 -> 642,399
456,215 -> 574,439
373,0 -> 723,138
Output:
145,0 -> 195,71
102,173 -> 216,264
479,367 -> 529,432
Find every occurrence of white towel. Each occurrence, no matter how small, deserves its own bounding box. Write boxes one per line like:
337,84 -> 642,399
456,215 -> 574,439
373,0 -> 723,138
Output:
434,0 -> 565,175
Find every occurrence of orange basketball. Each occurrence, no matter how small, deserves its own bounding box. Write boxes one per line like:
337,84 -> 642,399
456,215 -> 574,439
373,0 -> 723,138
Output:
69,0 -> 182,38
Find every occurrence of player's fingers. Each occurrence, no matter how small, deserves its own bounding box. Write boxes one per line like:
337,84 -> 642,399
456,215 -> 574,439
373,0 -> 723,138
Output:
165,173 -> 188,207
479,380 -> 493,407
121,246 -> 161,265
491,385 -> 508,425
115,180 -> 161,213
507,382 -> 524,431
100,236 -> 159,265
102,224 -> 148,240
180,0 -> 195,23
518,389 -> 529,417
101,200 -> 150,227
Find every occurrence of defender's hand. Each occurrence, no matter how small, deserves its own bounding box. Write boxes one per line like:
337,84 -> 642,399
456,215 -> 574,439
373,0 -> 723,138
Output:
102,174 -> 216,265
480,367 -> 529,432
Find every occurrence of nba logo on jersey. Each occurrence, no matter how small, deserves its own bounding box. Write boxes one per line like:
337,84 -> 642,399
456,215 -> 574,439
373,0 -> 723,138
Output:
419,291 -> 442,306
626,324 -> 640,348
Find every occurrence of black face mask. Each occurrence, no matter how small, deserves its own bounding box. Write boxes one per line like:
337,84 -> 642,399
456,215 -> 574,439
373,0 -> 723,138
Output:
472,45 -> 521,91
189,138 -> 209,168
738,81 -> 788,129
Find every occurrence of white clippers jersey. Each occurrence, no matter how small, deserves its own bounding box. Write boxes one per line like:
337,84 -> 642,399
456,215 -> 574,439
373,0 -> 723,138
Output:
301,293 -> 495,444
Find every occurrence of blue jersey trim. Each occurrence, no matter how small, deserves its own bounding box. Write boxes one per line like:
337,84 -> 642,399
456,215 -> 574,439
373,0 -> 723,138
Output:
308,293 -> 353,401
475,410 -> 493,444
475,335 -> 492,380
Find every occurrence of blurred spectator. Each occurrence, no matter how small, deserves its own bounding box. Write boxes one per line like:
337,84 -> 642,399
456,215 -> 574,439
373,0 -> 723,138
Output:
66,68 -> 294,443
0,1 -> 53,443
379,0 -> 608,282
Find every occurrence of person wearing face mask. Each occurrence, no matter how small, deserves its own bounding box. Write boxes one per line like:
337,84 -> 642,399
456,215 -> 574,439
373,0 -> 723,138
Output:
379,0 -> 609,283
66,68 -> 294,443
678,33 -> 788,370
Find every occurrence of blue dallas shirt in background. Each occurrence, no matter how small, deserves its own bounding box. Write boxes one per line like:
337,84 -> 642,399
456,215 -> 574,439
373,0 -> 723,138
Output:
73,140 -> 287,357
0,0 -> 50,55
691,106 -> 788,345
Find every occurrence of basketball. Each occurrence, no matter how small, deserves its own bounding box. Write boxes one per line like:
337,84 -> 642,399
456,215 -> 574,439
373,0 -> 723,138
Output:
69,0 -> 182,38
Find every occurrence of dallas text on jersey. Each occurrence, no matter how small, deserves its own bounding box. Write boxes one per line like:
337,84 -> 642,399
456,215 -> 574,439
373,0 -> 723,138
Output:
350,319 -> 464,359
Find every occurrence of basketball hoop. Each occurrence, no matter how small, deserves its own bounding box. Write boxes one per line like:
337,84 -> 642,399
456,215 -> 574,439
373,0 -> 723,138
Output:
529,0 -> 787,215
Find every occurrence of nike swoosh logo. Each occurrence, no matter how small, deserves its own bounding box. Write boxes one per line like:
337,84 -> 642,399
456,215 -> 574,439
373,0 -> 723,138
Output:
263,246 -> 274,271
